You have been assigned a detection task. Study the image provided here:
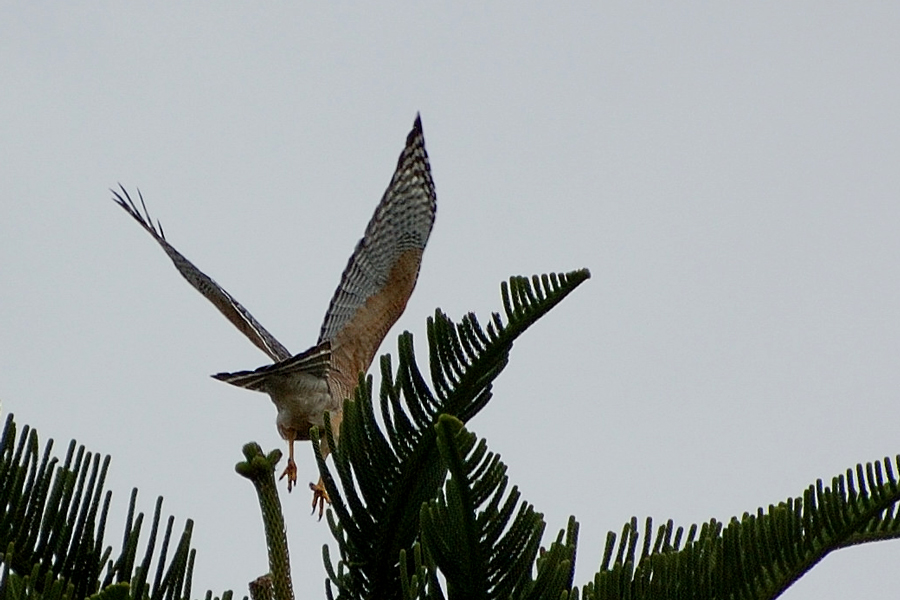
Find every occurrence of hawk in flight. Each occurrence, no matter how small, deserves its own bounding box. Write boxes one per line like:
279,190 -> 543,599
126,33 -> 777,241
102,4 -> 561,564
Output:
114,116 -> 436,515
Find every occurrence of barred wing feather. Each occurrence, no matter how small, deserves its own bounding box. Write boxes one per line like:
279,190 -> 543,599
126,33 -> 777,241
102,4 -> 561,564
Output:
112,186 -> 292,363
317,115 -> 437,361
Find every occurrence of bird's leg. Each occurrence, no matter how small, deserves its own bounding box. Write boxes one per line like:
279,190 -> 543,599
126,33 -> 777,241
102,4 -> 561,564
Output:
309,432 -> 334,519
310,477 -> 330,520
279,437 -> 298,492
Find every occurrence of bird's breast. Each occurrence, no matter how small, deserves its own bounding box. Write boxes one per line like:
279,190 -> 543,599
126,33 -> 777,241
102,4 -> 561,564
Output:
266,371 -> 336,441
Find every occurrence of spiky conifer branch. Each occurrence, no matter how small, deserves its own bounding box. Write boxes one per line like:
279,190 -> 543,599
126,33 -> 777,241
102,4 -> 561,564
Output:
419,415 -> 576,600
580,456 -> 900,599
316,270 -> 590,600
0,413 -> 221,600
235,444 -> 292,600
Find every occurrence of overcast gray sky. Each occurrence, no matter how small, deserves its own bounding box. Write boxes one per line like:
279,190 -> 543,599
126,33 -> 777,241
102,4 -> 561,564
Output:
3,4 -> 900,598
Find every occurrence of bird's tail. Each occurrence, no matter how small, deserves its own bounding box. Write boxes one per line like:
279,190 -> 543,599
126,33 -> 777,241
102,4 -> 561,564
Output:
213,341 -> 332,391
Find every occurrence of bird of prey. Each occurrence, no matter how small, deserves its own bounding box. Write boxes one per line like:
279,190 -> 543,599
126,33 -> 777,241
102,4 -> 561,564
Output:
113,116 -> 436,515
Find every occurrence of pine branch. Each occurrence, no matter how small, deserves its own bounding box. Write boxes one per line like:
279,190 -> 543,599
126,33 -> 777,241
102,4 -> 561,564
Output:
0,412 -> 223,600
419,415 -> 575,600
235,444 -> 293,600
581,456 -> 900,600
317,270 -> 590,600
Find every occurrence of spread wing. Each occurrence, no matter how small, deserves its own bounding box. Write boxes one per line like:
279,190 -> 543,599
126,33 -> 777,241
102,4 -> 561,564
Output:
317,115 -> 437,377
112,186 -> 292,362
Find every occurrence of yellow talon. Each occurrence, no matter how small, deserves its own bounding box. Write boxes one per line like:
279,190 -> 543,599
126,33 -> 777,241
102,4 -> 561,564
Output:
310,478 -> 331,520
279,456 -> 298,492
